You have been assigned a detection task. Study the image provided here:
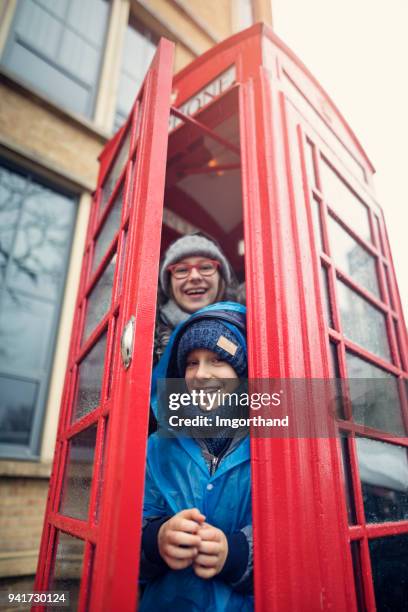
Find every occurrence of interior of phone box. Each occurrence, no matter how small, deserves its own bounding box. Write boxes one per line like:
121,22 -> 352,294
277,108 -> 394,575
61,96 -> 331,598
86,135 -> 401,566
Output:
161,87 -> 244,283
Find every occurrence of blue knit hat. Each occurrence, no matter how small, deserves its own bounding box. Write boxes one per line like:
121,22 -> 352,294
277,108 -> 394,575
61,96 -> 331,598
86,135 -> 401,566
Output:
177,318 -> 247,377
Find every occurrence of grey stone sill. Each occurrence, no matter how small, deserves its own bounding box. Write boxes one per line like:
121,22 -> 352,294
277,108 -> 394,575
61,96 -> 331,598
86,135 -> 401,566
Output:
0,460 -> 52,478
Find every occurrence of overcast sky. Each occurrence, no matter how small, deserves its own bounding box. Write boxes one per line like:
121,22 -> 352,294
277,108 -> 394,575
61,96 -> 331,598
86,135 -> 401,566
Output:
272,0 -> 408,323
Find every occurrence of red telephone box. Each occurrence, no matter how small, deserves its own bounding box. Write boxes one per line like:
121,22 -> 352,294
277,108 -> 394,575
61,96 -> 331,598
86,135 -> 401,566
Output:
34,24 -> 408,611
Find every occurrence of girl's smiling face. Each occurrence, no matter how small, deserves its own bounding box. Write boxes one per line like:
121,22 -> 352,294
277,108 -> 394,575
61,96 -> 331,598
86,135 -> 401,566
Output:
170,257 -> 221,312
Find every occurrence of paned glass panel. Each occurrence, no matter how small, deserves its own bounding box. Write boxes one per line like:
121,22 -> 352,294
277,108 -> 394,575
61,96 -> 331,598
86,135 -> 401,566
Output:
0,375 -> 37,445
95,419 -> 108,522
384,265 -> 395,309
329,342 -> 341,377
117,231 -> 127,295
304,139 -> 316,188
340,436 -> 357,523
311,197 -> 323,252
107,324 -> 117,400
328,216 -> 379,298
393,319 -> 404,368
83,255 -> 116,341
350,542 -> 365,611
320,266 -> 333,327
369,534 -> 408,610
346,352 -> 404,435
337,281 -> 391,361
92,188 -> 123,274
60,425 -> 97,520
329,343 -> 344,417
50,531 -> 85,610
0,290 -> 53,372
73,332 -> 107,421
100,128 -> 131,212
356,438 -> 408,523
320,159 -> 371,242
135,98 -> 144,144
376,216 -> 386,256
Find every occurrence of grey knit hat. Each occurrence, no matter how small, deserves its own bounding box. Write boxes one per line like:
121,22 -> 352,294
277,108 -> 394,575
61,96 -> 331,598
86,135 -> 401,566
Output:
159,234 -> 232,297
177,319 -> 247,377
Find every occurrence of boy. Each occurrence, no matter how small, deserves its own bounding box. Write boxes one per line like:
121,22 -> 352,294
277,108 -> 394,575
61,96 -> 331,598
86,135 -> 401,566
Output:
140,302 -> 253,611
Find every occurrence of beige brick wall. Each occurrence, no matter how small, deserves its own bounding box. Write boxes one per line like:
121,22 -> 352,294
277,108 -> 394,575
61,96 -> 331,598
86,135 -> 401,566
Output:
0,476 -> 49,578
0,81 -> 104,189
187,0 -> 232,39
174,43 -> 195,72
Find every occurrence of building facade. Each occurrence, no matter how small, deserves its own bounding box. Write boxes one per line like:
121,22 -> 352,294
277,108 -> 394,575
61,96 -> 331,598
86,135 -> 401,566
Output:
0,0 -> 272,590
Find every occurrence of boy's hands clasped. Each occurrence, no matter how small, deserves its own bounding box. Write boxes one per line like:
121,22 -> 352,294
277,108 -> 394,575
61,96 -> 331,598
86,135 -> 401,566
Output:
158,508 -> 228,578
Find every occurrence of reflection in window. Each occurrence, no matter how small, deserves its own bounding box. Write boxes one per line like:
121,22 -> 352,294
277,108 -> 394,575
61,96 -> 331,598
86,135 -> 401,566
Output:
346,353 -> 405,435
0,375 -> 37,445
369,534 -> 408,611
0,163 -> 76,454
328,216 -> 379,298
114,16 -> 158,130
0,168 -> 74,300
50,531 -> 85,610
356,438 -> 408,523
320,159 -> 371,242
60,426 -> 97,521
1,290 -> 53,372
337,281 -> 391,361
1,0 -> 109,117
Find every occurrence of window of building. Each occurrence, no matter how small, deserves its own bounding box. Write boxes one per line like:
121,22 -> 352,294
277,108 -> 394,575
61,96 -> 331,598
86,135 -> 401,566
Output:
114,15 -> 159,130
0,161 -> 77,459
1,0 -> 110,118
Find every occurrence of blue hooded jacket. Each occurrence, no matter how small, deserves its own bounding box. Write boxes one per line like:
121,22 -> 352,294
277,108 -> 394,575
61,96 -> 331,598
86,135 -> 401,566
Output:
140,302 -> 253,612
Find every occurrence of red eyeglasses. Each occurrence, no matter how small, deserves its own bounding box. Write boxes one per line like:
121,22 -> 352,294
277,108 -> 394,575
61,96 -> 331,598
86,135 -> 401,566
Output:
167,259 -> 220,279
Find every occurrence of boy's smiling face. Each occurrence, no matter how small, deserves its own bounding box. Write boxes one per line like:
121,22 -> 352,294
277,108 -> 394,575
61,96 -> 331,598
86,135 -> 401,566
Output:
184,348 -> 238,410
